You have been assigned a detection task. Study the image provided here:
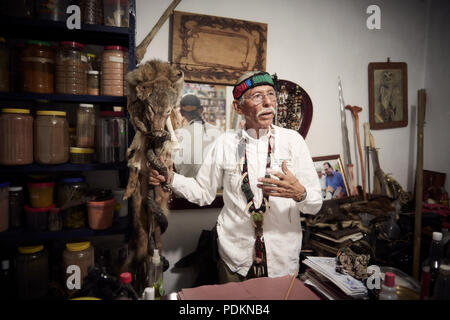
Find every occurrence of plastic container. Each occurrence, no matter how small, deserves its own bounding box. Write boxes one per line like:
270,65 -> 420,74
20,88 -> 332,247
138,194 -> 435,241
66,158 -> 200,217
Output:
0,37 -> 9,92
36,0 -> 71,22
87,198 -> 115,230
0,182 -> 11,232
58,177 -> 88,229
112,188 -> 127,217
21,40 -> 54,94
63,241 -> 95,291
16,245 -> 49,300
27,181 -> 55,208
87,71 -> 100,95
147,249 -> 164,299
76,104 -> 96,147
97,111 -> 128,163
0,108 -> 34,165
9,186 -> 24,229
34,110 -> 69,164
103,0 -> 129,27
101,46 -> 124,96
379,271 -> 398,300
70,147 -> 95,164
55,42 -> 87,95
25,204 -> 55,231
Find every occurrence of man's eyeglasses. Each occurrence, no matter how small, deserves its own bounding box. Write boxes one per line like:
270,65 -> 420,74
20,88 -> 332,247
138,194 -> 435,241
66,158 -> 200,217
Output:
244,91 -> 277,105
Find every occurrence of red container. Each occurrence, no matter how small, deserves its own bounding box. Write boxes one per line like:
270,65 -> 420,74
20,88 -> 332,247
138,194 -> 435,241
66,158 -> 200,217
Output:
25,204 -> 55,231
87,198 -> 115,230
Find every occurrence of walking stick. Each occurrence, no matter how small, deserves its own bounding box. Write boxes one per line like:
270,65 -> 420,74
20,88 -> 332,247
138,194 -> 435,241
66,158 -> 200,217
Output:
345,105 -> 367,200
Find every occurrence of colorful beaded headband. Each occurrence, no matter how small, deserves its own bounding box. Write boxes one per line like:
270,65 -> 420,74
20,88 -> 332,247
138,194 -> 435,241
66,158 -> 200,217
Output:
233,72 -> 275,100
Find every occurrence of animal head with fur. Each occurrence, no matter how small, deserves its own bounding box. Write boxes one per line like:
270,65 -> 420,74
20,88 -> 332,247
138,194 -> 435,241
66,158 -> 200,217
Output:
126,59 -> 184,134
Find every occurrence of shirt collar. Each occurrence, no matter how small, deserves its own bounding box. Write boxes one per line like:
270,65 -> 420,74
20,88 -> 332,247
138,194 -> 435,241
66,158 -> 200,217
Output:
241,124 -> 276,142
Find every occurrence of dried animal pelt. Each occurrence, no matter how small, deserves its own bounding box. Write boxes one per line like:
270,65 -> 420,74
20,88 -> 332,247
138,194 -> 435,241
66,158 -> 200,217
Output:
122,59 -> 184,290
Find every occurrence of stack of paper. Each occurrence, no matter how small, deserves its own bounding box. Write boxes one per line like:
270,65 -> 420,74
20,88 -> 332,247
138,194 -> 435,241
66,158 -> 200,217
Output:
303,256 -> 367,298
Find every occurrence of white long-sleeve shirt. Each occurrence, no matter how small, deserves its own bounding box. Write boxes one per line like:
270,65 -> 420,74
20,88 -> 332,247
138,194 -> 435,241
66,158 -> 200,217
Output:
170,125 -> 322,278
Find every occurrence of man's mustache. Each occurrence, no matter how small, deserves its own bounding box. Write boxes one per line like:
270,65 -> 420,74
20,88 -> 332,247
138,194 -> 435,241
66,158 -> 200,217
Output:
256,106 -> 276,117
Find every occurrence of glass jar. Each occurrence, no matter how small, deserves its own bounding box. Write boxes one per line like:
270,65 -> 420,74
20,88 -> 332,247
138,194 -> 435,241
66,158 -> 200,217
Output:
123,47 -> 128,95
70,147 -> 95,164
97,111 -> 128,163
36,0 -> 71,22
103,0 -> 129,27
0,108 -> 34,165
9,186 -> 24,229
87,71 -> 100,95
55,41 -> 87,95
34,110 -> 69,164
0,37 -> 10,92
21,40 -> 54,94
16,245 -> 49,300
81,0 -> 101,25
76,104 -> 96,147
0,182 -> 10,232
63,241 -> 94,291
58,177 -> 88,229
101,46 -> 124,96
25,203 -> 54,231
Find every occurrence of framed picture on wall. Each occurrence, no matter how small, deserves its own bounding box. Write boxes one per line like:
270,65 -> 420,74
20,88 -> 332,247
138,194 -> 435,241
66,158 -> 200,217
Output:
313,155 -> 350,199
368,61 -> 408,130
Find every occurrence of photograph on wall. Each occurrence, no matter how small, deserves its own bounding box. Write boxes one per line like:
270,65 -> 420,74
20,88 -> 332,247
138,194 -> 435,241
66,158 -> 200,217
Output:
368,62 -> 408,130
313,155 -> 350,200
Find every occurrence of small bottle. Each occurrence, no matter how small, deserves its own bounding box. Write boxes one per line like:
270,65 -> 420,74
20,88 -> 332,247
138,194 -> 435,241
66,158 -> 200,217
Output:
148,249 -> 164,299
427,232 -> 444,299
379,272 -> 398,300
116,272 -> 139,300
142,287 -> 155,300
432,264 -> 450,300
0,259 -> 12,299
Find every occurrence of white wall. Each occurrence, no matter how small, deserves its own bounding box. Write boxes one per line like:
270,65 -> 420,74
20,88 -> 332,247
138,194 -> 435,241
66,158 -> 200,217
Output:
135,0 -> 450,293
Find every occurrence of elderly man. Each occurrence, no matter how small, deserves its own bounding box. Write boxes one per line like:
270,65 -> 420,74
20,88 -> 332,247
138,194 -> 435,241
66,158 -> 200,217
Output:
149,71 -> 322,283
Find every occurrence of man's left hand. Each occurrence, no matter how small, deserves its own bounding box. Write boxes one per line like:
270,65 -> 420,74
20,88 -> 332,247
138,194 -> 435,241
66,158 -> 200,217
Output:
257,161 -> 305,201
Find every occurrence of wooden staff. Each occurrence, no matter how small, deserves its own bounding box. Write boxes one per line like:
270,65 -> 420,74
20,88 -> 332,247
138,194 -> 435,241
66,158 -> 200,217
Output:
345,105 -> 366,200
136,0 -> 182,64
413,89 -> 426,279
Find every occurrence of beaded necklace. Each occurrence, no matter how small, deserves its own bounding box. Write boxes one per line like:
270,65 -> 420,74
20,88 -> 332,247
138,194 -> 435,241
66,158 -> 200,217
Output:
238,130 -> 274,277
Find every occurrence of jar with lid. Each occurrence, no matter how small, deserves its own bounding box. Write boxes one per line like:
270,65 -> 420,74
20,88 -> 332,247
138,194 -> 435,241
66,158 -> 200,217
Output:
16,245 -> 49,300
103,0 -> 129,27
34,110 -> 69,164
25,203 -> 54,231
87,71 -> 100,95
9,186 -> 24,229
36,0 -> 71,22
123,47 -> 128,95
97,111 -> 128,163
76,104 -> 96,147
81,0 -> 101,25
55,41 -> 87,95
0,182 -> 10,232
58,177 -> 89,229
0,37 -> 10,92
21,40 -> 54,94
0,108 -> 34,165
63,241 -> 95,291
101,46 -> 124,96
70,147 -> 95,164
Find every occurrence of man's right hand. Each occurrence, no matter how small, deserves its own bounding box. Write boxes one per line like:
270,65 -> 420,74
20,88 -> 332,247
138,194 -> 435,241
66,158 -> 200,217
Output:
148,169 -> 166,186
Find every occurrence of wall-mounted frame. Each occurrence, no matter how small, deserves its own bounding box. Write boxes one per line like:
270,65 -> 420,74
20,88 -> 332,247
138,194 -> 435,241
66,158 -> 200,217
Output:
170,11 -> 267,85
313,155 -> 350,199
368,62 -> 408,130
